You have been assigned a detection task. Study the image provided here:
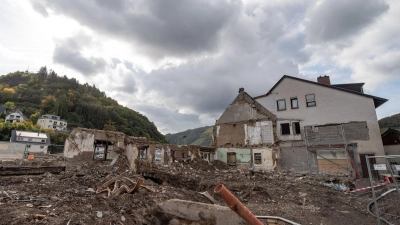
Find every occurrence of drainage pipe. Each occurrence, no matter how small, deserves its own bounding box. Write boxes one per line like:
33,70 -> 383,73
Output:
214,184 -> 264,225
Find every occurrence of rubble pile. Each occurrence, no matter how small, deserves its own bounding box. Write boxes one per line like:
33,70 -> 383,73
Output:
0,156 -> 379,225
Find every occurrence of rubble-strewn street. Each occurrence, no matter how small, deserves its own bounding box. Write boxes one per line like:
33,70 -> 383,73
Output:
0,154 -> 379,225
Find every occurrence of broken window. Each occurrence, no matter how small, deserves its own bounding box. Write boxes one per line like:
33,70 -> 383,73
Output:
293,122 -> 301,135
305,94 -> 316,107
291,97 -> 298,109
281,123 -> 290,135
139,148 -> 147,160
277,99 -> 286,111
254,153 -> 262,165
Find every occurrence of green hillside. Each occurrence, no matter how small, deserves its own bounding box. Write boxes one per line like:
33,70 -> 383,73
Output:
165,126 -> 213,146
0,67 -> 166,142
379,113 -> 400,133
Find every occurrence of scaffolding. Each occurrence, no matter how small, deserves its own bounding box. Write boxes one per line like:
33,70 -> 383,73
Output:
304,124 -> 361,177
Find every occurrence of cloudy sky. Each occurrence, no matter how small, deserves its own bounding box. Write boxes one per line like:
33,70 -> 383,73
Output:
1,0 -> 399,134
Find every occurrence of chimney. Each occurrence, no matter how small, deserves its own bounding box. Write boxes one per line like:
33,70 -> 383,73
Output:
317,75 -> 330,85
238,88 -> 244,100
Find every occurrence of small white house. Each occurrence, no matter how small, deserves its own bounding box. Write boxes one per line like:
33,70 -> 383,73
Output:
10,130 -> 51,153
5,109 -> 28,124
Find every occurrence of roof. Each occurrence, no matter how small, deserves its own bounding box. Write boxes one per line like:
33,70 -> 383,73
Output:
254,75 -> 388,108
381,128 -> 400,138
10,130 -> 51,145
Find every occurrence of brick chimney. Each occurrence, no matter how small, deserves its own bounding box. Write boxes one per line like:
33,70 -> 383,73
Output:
317,75 -> 330,85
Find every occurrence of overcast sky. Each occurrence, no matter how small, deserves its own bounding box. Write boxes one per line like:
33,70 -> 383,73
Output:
1,0 -> 399,134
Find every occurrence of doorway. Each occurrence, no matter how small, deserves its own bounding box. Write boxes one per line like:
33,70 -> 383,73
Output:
360,154 -> 375,178
227,152 -> 237,166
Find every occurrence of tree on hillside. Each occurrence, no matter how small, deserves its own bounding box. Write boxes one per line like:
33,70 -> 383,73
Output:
4,101 -> 15,110
41,95 -> 57,114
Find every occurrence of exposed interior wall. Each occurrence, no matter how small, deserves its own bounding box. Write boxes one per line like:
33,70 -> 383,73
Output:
215,120 -> 274,148
252,148 -> 274,171
316,150 -> 349,173
278,147 -> 317,173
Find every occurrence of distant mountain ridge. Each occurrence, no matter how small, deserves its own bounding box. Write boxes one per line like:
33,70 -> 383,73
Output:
165,126 -> 213,146
379,113 -> 400,133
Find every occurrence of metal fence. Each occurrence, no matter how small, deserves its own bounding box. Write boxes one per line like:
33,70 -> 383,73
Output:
48,145 -> 65,154
366,155 -> 400,225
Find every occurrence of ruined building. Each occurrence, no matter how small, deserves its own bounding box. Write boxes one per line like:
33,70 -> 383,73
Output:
214,75 -> 388,177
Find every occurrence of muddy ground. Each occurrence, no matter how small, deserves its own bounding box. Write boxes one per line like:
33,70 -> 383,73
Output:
0,155 -> 384,225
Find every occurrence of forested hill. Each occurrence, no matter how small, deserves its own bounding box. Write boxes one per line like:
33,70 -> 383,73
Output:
0,67 -> 166,142
165,126 -> 213,146
379,113 -> 400,133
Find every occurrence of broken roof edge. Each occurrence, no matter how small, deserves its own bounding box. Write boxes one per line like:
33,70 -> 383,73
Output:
253,75 -> 388,108
231,89 -> 276,120
381,128 -> 400,138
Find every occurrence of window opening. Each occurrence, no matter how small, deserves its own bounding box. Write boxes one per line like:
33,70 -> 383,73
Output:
277,99 -> 286,111
293,122 -> 301,134
281,123 -> 290,135
306,94 -> 316,107
254,153 -> 262,165
291,97 -> 298,109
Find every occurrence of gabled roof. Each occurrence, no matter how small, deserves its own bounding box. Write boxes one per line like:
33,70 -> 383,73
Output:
254,75 -> 388,108
235,89 -> 276,119
381,128 -> 400,138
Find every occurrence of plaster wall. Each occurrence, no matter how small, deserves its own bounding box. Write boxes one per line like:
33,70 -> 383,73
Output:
216,101 -> 269,124
64,131 -> 95,158
384,145 -> 400,156
256,78 -> 385,158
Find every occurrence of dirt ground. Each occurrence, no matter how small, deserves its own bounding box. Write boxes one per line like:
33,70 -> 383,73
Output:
0,155 -> 382,225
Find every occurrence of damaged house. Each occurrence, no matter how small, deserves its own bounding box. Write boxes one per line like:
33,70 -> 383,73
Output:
214,75 -> 388,177
63,128 -> 205,171
213,88 -> 278,171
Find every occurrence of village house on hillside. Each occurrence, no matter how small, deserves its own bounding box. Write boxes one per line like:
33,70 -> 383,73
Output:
5,109 -> 29,124
213,75 -> 388,178
37,114 -> 68,131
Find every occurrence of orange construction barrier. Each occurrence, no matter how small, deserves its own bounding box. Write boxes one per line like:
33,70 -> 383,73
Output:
27,154 -> 34,160
214,184 -> 263,225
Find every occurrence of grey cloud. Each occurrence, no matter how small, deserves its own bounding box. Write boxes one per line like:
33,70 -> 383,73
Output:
34,0 -> 240,59
31,1 -> 49,17
53,35 -> 107,76
305,0 -> 389,43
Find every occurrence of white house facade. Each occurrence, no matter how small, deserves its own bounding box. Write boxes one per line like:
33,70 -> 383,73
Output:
37,114 -> 68,131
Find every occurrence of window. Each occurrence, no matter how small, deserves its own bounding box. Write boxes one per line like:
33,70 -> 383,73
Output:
254,153 -> 262,165
28,138 -> 32,142
281,123 -> 290,135
26,145 -> 31,148
41,140 -> 45,143
17,137 -> 23,141
139,148 -> 147,159
291,97 -> 298,109
40,146 -> 44,149
305,94 -> 316,107
277,99 -> 286,111
293,122 -> 301,135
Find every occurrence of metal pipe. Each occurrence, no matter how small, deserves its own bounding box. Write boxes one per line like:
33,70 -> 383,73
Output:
214,184 -> 263,225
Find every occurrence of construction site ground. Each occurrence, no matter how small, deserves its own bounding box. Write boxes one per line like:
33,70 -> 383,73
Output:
0,156 -> 380,225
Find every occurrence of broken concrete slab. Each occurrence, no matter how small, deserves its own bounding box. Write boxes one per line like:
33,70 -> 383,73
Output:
158,199 -> 246,225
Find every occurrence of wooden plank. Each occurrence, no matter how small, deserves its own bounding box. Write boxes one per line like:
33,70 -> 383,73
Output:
318,159 -> 349,173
